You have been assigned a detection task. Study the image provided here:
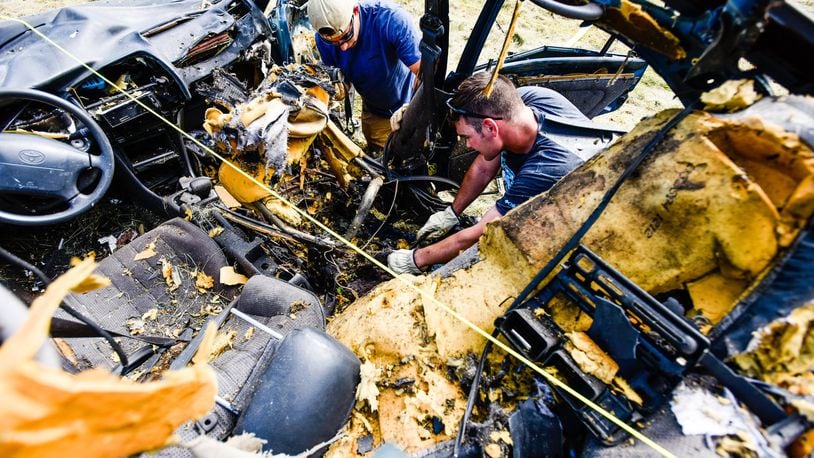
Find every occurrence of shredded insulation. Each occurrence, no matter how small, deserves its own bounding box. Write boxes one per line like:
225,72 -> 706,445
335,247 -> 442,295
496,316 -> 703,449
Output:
0,258 -> 218,457
732,302 -> 814,395
702,79 -> 762,113
599,0 -> 686,59
327,99 -> 814,453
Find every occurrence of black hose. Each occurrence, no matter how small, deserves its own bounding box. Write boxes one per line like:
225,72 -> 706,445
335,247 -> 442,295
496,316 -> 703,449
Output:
409,186 -> 448,213
382,133 -> 395,180
176,110 -> 196,177
0,245 -> 129,370
528,0 -> 604,20
379,131 -> 459,213
454,330 -> 498,456
454,294 -> 515,455
385,175 -> 461,189
353,156 -> 384,177
362,179 -> 399,250
358,154 -> 387,174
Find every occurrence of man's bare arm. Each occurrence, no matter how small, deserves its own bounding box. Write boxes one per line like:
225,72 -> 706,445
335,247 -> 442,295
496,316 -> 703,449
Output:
408,59 -> 422,90
408,59 -> 421,76
450,154 -> 501,215
414,206 -> 501,268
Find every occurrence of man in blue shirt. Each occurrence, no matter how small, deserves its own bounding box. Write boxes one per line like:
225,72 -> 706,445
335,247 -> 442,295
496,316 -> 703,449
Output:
388,73 -> 585,274
308,0 -> 421,149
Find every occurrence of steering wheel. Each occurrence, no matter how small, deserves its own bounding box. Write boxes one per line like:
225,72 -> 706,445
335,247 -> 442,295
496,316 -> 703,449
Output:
0,89 -> 115,226
529,0 -> 604,21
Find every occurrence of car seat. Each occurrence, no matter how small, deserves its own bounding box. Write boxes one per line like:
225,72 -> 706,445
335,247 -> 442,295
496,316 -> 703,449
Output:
53,217 -> 359,455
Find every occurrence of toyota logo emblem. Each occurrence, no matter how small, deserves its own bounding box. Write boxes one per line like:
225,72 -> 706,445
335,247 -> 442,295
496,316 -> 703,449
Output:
18,149 -> 46,165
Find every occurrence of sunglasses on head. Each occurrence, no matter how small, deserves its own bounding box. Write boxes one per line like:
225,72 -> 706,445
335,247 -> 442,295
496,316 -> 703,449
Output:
445,97 -> 503,120
320,15 -> 355,47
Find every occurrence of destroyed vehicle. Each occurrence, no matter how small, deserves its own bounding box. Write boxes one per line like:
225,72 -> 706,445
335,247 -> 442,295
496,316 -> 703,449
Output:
0,0 -> 304,225
0,0 -> 642,227
1,0 -> 814,457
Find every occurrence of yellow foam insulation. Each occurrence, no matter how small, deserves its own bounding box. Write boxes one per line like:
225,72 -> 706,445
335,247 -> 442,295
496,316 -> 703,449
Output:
214,185 -> 242,209
196,271 -> 214,291
789,428 -> 814,458
219,162 -> 271,204
599,0 -> 686,60
329,103 -> 814,453
483,108 -> 814,328
242,93 -> 283,127
207,86 -> 327,170
220,266 -> 248,286
422,262 -> 525,359
208,329 -> 237,362
484,429 -> 513,456
791,399 -> 814,422
203,106 -> 233,136
613,376 -> 643,405
317,120 -> 365,189
702,79 -> 762,113
565,332 -> 619,384
0,258 -> 217,457
260,195 -> 303,227
134,240 -> 157,261
286,86 -> 330,167
715,432 -> 759,458
732,302 -> 814,395
706,115 -> 814,246
327,277 -> 467,454
686,272 -> 749,326
208,226 -> 224,238
210,72 -> 363,209
288,87 -> 329,138
356,360 -> 381,412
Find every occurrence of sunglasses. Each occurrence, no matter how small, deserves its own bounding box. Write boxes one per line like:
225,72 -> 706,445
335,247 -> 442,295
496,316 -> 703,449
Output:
445,97 -> 503,120
320,15 -> 355,47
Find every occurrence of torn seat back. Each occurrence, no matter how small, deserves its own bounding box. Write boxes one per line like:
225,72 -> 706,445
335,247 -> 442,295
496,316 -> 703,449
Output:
235,327 -> 361,454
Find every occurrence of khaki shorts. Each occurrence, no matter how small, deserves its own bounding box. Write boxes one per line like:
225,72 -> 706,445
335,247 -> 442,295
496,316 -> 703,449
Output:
361,109 -> 393,150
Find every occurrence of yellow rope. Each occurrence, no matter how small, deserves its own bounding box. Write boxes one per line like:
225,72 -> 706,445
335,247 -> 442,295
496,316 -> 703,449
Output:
0,14 -> 675,457
483,0 -> 523,98
5,129 -> 69,139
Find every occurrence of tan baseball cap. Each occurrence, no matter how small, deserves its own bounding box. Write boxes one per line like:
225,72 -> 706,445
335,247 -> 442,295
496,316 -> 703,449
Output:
307,0 -> 355,37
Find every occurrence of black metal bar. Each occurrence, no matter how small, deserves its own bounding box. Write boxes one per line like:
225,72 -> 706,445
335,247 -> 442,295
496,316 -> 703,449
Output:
451,0 -> 506,86
700,352 -> 787,425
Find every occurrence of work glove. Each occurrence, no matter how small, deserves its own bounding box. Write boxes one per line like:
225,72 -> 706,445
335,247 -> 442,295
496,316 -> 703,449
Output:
389,104 -> 409,131
387,249 -> 422,275
416,206 -> 459,242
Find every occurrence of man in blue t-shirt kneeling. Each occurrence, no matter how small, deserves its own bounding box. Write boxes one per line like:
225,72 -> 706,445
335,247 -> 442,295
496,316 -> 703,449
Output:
388,73 -> 585,274
308,0 -> 421,150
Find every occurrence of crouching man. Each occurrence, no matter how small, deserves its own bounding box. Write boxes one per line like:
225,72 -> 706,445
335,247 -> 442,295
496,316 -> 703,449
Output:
307,0 -> 421,150
388,73 -> 586,274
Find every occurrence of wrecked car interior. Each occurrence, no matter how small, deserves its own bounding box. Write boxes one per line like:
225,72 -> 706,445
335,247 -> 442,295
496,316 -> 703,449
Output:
1,0 -> 814,456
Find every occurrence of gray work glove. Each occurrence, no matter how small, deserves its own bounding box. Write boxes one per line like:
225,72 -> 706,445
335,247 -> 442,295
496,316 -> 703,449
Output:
416,206 -> 459,242
387,249 -> 422,275
389,104 -> 409,131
